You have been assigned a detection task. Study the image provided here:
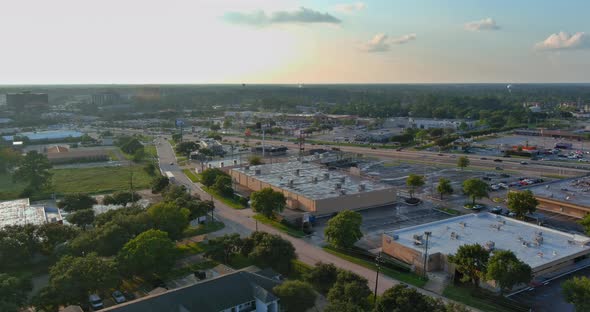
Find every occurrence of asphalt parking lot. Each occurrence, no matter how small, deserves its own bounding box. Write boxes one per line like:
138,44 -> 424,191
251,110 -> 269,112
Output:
309,203 -> 452,250
509,266 -> 590,312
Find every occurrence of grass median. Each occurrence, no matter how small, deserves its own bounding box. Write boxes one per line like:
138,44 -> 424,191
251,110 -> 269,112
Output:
253,214 -> 306,238
202,186 -> 246,209
182,169 -> 199,182
322,245 -> 428,288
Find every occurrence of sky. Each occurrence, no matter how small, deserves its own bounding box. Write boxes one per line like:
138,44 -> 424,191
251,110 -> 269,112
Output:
0,0 -> 589,84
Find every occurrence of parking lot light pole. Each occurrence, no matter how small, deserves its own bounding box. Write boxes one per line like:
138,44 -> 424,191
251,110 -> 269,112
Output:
423,231 -> 432,278
373,252 -> 382,305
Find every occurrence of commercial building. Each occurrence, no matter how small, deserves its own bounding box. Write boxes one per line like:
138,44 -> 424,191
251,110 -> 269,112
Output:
103,269 -> 281,312
0,198 -> 63,228
524,178 -> 590,219
6,91 -> 48,112
250,145 -> 288,156
198,138 -> 224,155
382,213 -> 590,283
92,91 -> 121,106
230,161 -> 396,215
45,146 -> 109,164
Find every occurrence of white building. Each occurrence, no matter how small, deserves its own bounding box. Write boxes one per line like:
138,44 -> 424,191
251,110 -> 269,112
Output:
0,198 -> 63,228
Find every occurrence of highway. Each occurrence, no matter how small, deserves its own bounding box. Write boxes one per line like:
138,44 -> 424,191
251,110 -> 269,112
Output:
154,137 -> 473,308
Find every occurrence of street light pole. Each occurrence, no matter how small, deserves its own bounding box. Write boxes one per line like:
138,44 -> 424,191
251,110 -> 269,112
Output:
423,231 -> 432,278
373,252 -> 382,305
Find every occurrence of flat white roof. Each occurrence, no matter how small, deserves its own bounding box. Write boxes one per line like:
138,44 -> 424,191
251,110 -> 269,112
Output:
232,161 -> 393,200
0,198 -> 49,227
385,213 -> 590,269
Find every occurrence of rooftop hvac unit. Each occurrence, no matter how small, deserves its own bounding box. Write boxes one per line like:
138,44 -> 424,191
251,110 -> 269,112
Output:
358,184 -> 366,192
289,180 -> 294,187
340,176 -> 346,183
324,173 -> 330,180
220,162 -> 224,168
233,160 -> 238,165
245,165 -> 250,170
312,177 -> 318,183
392,234 -> 399,240
339,189 -> 346,195
484,241 -> 495,251
255,169 -> 261,175
335,183 -> 341,189
295,169 -> 300,176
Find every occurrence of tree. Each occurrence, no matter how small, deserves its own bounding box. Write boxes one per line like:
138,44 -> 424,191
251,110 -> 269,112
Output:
0,147 -> 21,174
151,176 -> 169,193
0,274 -> 32,312
117,229 -> 178,278
579,214 -> 590,236
437,178 -> 453,200
462,178 -> 489,206
210,124 -> 221,131
305,262 -> 340,294
375,284 -> 435,312
406,174 -> 425,199
324,210 -> 363,249
212,174 -> 233,197
562,276 -> 590,312
248,155 -> 263,166
147,202 -> 190,240
457,156 -> 470,170
200,168 -> 228,187
13,151 -> 52,192
486,250 -> 532,293
273,280 -> 317,312
326,270 -> 372,311
132,148 -> 146,162
66,209 -> 95,227
250,187 -> 286,218
507,190 -> 539,220
205,233 -> 243,264
103,191 -> 141,206
448,244 -> 490,286
45,253 -> 118,305
58,193 -> 97,212
175,141 -> 199,156
246,232 -> 296,274
0,224 -> 39,270
36,223 -> 80,254
118,137 -> 143,154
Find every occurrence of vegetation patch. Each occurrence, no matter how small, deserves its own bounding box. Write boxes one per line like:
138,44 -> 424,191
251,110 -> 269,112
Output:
50,165 -> 152,195
182,169 -> 199,183
202,186 -> 246,209
182,221 -> 224,237
322,246 -> 427,287
443,285 -> 529,312
253,214 -> 306,238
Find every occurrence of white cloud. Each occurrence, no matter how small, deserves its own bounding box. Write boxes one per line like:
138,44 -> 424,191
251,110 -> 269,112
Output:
224,7 -> 341,26
534,32 -> 590,51
363,33 -> 416,52
335,2 -> 366,13
464,18 -> 500,31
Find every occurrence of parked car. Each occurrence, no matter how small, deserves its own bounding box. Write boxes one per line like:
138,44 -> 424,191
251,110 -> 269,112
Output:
520,161 -> 528,165
480,157 -> 488,160
495,166 -> 503,170
494,159 -> 502,162
89,294 -> 104,310
112,290 -> 126,304
490,206 -> 503,214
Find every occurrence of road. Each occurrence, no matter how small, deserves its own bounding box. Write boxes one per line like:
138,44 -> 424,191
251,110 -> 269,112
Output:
224,136 -> 590,178
154,138 -> 457,301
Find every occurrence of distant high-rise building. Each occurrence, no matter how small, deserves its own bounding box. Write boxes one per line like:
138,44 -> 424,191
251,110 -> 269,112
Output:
92,91 -> 120,106
6,91 -> 49,112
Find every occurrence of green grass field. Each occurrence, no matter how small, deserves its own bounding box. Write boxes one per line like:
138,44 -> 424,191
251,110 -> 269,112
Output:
50,165 -> 152,195
443,285 -> 526,312
253,214 -> 306,238
183,221 -> 225,237
323,246 -> 427,287
0,173 -> 28,200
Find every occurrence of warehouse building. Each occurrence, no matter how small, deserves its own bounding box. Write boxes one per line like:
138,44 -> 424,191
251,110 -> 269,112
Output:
230,161 -> 396,215
0,198 -> 63,228
382,213 -> 590,284
524,177 -> 590,219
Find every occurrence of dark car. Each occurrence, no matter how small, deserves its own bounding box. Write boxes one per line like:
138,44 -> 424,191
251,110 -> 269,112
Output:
493,159 -> 502,162
480,157 -> 488,160
495,166 -> 503,170
490,206 -> 503,214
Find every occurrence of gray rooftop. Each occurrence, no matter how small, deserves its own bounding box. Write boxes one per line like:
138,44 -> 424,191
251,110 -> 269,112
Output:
526,177 -> 590,207
0,198 -> 59,227
103,270 -> 280,312
233,161 -> 393,200
385,213 -> 590,269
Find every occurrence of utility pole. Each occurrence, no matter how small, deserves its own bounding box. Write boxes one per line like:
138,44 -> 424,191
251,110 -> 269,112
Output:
373,252 -> 382,305
423,231 -> 432,278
